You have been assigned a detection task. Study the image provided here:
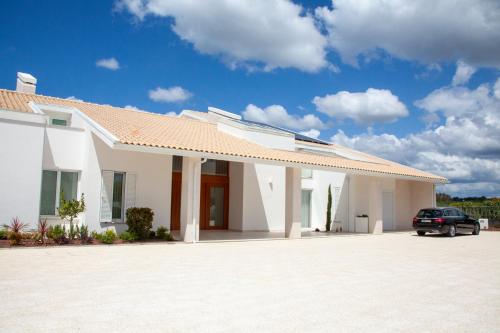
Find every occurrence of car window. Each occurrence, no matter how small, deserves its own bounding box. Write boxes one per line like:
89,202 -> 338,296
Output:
444,210 -> 452,216
451,209 -> 462,217
417,209 -> 443,218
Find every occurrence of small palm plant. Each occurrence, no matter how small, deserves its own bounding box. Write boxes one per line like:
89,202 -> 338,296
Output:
37,218 -> 49,245
4,217 -> 28,245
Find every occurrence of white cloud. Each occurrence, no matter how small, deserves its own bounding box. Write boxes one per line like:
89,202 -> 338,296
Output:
242,104 -> 326,131
316,0 -> 500,68
116,0 -> 329,72
124,104 -> 177,116
452,60 -> 477,86
299,129 -> 321,139
494,78 -> 500,99
124,105 -> 141,111
332,77 -> 500,196
415,84 -> 491,117
415,63 -> 442,80
66,96 -> 83,102
312,88 -> 408,125
96,57 -> 120,70
149,86 -> 192,103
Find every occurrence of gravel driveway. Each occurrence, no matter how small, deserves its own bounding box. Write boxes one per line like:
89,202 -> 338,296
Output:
1,232 -> 499,333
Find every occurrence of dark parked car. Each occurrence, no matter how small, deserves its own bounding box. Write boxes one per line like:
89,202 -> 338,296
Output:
413,207 -> 480,237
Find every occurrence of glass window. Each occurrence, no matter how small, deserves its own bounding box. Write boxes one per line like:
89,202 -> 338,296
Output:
209,186 -> 225,227
301,190 -> 312,228
172,156 -> 183,172
40,170 -> 79,215
201,159 -> 228,176
301,169 -> 313,179
40,170 -> 57,215
112,172 -> 124,220
51,118 -> 67,126
444,209 -> 452,216
417,209 -> 443,218
60,172 -> 78,202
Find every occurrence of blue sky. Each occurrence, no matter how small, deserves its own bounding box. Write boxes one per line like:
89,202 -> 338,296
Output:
1,0 -> 499,197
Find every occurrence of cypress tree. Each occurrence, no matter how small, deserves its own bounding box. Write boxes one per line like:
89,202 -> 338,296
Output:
326,185 -> 332,231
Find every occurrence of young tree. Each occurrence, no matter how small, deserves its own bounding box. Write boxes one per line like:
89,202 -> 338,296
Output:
58,193 -> 85,239
326,185 -> 332,232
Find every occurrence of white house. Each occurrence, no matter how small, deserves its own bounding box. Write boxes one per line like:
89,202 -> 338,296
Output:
0,73 -> 446,242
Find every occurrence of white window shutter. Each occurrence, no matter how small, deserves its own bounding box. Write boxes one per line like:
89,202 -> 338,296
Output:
100,171 -> 114,222
124,173 -> 136,216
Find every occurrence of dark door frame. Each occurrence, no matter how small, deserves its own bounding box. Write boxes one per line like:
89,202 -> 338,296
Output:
170,167 -> 230,231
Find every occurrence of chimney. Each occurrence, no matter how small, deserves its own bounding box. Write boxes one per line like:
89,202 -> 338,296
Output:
16,72 -> 37,94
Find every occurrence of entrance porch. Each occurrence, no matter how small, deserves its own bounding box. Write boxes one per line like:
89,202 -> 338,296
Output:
170,229 -> 363,242
170,156 -> 302,242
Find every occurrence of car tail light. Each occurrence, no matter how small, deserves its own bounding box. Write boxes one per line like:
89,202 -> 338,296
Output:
435,218 -> 445,223
413,217 -> 418,224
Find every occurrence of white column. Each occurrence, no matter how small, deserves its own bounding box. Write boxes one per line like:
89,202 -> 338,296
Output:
368,179 -> 383,234
285,167 -> 301,239
180,157 -> 201,243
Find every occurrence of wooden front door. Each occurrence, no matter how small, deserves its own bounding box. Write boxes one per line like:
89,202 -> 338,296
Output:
170,172 -> 229,231
170,172 -> 181,230
200,177 -> 229,230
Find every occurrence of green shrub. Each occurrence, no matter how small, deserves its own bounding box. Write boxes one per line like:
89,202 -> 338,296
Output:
100,230 -> 117,244
79,225 -> 90,243
119,231 -> 136,242
163,232 -> 174,241
156,227 -> 174,241
126,207 -> 154,240
156,226 -> 168,239
0,228 -> 7,240
91,230 -> 101,241
47,225 -> 67,244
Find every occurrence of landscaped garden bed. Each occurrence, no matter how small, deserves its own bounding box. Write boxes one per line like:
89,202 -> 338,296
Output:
0,204 -> 176,248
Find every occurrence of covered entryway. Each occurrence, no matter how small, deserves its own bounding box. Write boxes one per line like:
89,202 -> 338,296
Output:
170,156 -> 229,231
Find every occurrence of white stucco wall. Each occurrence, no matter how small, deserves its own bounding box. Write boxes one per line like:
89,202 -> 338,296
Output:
241,163 -> 286,231
228,162 -> 244,231
302,170 -> 348,231
347,175 -> 397,233
79,133 -> 172,233
42,126 -> 85,171
395,179 -> 412,230
0,116 -> 45,228
410,180 -> 435,218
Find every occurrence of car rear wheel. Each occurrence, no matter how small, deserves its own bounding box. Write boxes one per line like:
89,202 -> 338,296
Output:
472,223 -> 480,235
446,224 -> 456,237
417,231 -> 426,236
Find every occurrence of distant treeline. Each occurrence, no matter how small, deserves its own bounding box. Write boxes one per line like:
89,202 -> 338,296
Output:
436,193 -> 500,207
436,193 -> 500,222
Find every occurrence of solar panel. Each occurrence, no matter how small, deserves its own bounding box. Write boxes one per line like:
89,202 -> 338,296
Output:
238,119 -> 330,145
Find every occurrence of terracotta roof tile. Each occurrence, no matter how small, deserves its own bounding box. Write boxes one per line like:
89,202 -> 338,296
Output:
0,89 -> 446,182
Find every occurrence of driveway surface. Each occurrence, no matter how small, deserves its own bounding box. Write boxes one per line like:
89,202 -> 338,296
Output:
1,232 -> 499,333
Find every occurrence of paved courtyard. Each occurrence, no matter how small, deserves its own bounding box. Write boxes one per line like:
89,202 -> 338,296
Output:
1,232 -> 499,333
